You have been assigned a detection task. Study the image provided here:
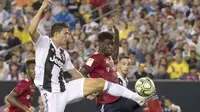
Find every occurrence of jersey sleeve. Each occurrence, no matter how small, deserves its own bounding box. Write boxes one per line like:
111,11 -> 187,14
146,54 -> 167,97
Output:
63,51 -> 74,71
83,56 -> 100,72
13,80 -> 29,96
35,33 -> 50,48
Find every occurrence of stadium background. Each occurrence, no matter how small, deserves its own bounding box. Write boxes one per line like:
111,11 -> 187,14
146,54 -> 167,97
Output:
0,0 -> 199,112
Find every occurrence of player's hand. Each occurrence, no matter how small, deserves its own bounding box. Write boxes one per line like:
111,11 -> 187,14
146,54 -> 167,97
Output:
41,0 -> 52,10
25,107 -> 34,112
25,109 -> 33,112
87,93 -> 98,100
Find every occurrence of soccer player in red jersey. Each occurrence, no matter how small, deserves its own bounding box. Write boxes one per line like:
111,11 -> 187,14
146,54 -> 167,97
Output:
80,25 -> 162,112
7,57 -> 35,112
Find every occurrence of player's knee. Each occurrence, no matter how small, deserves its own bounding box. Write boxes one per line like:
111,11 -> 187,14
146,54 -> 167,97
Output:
83,78 -> 105,96
95,78 -> 105,91
95,78 -> 105,83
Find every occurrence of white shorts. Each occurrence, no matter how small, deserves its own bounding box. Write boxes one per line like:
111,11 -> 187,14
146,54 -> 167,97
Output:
39,78 -> 85,112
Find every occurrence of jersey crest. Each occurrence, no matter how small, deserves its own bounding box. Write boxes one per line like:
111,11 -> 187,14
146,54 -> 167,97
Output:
86,58 -> 94,67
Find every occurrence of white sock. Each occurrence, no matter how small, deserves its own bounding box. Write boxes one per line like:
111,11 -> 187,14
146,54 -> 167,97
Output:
103,81 -> 143,105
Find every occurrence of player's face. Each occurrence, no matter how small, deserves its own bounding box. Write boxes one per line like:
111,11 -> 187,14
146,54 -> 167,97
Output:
27,63 -> 35,79
118,58 -> 131,75
100,39 -> 114,56
163,99 -> 172,107
58,28 -> 70,46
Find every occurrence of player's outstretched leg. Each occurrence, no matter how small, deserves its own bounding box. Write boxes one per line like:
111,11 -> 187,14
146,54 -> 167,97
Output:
64,77 -> 160,111
83,78 -> 146,106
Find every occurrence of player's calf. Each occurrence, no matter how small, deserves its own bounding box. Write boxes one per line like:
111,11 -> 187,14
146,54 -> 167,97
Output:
83,78 -> 144,105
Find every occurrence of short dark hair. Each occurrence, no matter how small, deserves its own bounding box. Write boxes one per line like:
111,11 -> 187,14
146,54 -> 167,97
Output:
161,95 -> 170,103
119,55 -> 130,61
98,31 -> 114,42
50,23 -> 69,37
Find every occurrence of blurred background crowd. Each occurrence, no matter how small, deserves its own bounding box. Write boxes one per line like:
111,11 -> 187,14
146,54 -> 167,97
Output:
0,0 -> 199,82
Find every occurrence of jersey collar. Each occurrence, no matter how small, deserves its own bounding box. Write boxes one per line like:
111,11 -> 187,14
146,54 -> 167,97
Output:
117,71 -> 128,81
50,38 -> 61,51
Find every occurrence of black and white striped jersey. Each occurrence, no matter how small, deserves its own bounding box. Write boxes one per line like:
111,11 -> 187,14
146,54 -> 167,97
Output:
34,34 -> 74,92
117,72 -> 128,87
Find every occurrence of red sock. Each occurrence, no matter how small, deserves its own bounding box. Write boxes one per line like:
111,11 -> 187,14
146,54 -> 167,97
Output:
147,99 -> 162,112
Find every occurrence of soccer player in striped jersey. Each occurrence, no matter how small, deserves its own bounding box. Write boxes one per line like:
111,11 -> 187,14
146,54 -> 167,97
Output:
28,0 -> 156,112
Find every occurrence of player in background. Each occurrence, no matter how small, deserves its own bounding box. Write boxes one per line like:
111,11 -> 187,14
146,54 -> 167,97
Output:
28,0 -> 153,112
80,26 -> 162,111
117,55 -> 141,111
117,55 -> 131,88
118,55 -> 163,112
7,57 -> 35,112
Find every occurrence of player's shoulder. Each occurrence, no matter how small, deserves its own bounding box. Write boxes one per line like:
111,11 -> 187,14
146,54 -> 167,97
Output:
90,52 -> 105,59
19,77 -> 31,84
84,52 -> 103,65
16,78 -> 31,88
39,34 -> 50,41
35,34 -> 50,47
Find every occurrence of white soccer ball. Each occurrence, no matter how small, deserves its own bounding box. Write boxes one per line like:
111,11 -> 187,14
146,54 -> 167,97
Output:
135,77 -> 155,97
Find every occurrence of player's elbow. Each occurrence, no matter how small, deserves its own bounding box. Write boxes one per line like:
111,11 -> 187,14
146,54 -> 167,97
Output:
27,24 -> 37,35
69,69 -> 84,79
7,95 -> 14,104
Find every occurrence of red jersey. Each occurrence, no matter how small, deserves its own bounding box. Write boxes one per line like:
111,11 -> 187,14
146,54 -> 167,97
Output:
83,52 -> 119,104
9,77 -> 35,112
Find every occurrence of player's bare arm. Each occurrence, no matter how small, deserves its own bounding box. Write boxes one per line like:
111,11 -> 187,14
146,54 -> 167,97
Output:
7,91 -> 33,112
111,18 -> 119,60
68,68 -> 84,79
28,0 -> 51,43
79,67 -> 90,77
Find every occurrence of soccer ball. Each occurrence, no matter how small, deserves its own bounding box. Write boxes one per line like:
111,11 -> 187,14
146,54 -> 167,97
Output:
135,77 -> 155,97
